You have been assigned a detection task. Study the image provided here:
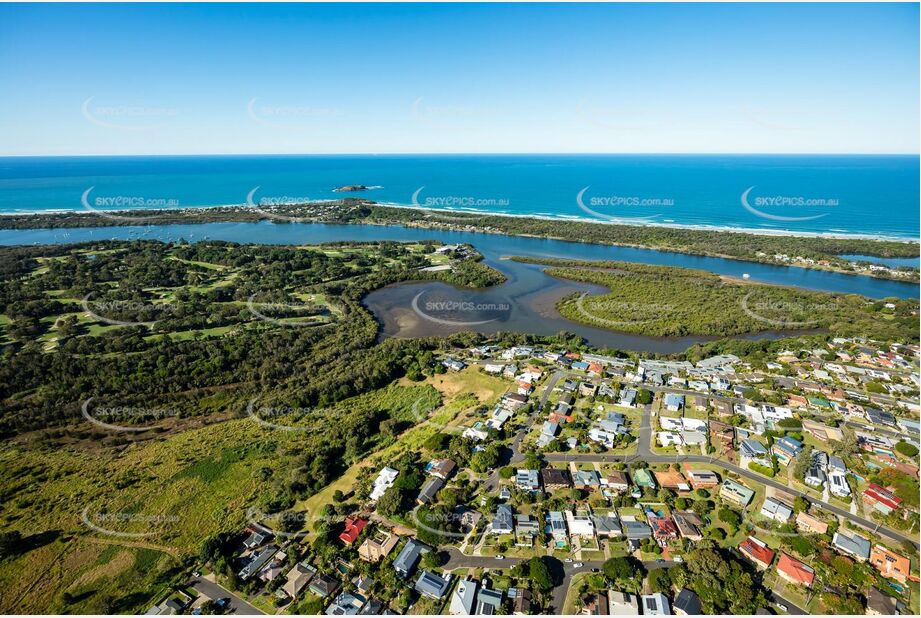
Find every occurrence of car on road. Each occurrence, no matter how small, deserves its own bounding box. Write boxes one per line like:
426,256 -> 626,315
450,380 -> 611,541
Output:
564,558 -> 573,563
574,562 -> 583,568
776,603 -> 788,612
495,555 -> 504,560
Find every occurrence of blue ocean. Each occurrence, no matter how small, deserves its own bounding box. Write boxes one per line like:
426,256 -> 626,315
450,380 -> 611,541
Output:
0,154 -> 917,240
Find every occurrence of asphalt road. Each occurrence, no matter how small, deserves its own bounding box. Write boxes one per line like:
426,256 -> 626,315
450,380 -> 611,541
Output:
190,577 -> 264,615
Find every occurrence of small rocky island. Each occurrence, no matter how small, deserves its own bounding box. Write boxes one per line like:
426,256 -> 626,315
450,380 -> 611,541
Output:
332,185 -> 369,192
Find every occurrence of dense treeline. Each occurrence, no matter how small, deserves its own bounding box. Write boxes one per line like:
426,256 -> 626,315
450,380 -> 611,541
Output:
367,205 -> 919,274
0,240 -> 503,436
0,199 -> 374,229
2,200 -> 915,279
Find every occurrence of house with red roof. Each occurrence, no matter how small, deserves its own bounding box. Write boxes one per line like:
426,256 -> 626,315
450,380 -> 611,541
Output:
869,545 -> 911,583
862,484 -> 902,515
777,553 -> 815,587
338,516 -> 368,546
649,514 -> 678,546
739,537 -> 775,570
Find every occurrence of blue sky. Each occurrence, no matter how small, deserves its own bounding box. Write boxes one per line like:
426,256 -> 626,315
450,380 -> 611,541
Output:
0,2 -> 918,155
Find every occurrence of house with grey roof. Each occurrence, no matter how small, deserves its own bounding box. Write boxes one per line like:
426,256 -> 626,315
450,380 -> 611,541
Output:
417,477 -> 444,505
475,588 -> 503,614
832,531 -> 871,561
414,571 -> 451,599
491,504 -> 514,535
393,539 -> 431,578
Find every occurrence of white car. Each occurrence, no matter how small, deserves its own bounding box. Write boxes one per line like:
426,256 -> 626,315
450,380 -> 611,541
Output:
573,562 -> 583,568
495,555 -> 504,560
564,558 -> 573,563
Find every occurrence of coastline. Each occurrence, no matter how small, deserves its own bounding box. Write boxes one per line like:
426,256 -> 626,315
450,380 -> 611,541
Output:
373,201 -> 921,244
2,199 -> 919,243
0,199 -> 917,283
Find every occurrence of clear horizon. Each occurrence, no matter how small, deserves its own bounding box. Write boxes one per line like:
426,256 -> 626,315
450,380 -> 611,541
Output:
1,2 -> 919,156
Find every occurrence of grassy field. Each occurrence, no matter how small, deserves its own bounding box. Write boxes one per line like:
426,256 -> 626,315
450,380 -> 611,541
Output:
0,380 -> 444,614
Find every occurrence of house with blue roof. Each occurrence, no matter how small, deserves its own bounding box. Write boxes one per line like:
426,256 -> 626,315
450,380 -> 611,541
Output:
772,436 -> 803,465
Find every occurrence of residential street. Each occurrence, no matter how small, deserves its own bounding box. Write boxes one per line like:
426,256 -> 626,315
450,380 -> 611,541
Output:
189,576 -> 264,615
539,395 -> 918,550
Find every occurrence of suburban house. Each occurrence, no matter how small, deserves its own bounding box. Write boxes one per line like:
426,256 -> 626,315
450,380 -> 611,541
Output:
739,537 -> 775,570
622,520 -> 653,543
514,514 -> 540,546
541,467 -> 572,491
771,436 -> 804,465
592,513 -> 623,538
547,511 -> 569,544
720,479 -> 755,507
828,470 -> 851,498
664,393 -> 684,412
649,513 -> 679,545
565,510 -> 596,538
866,588 -> 899,616
739,439 -> 771,467
370,467 -> 399,501
776,553 -> 815,587
414,571 -> 451,599
426,458 -> 457,480
515,469 -> 541,492
338,516 -> 368,546
393,539 -> 431,578
759,497 -> 793,523
673,589 -> 702,616
357,531 -> 399,563
608,591 -> 640,615
475,588 -> 504,615
672,511 -> 705,541
869,545 -> 911,583
239,544 -> 279,581
654,469 -> 690,492
308,572 -> 340,598
417,477 -> 444,505
491,504 -> 514,535
862,484 -> 902,515
604,470 -> 630,493
573,469 -> 602,490
449,578 -> 478,615
324,591 -> 364,614
581,593 -> 608,615
640,593 -> 671,615
795,512 -> 829,535
324,592 -> 368,616
686,469 -> 719,489
832,531 -> 872,561
632,468 -> 657,490
280,561 -> 315,600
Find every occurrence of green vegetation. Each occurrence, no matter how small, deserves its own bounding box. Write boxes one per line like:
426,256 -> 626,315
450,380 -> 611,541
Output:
509,256 -> 919,339
894,441 -> 919,458
3,202 -> 917,281
367,205 -> 919,280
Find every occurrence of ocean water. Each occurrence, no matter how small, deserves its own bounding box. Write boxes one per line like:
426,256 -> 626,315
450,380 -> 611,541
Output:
0,154 -> 918,239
